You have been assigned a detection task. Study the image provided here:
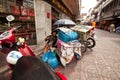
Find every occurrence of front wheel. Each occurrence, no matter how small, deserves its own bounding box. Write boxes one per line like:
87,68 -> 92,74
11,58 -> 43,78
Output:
86,37 -> 96,48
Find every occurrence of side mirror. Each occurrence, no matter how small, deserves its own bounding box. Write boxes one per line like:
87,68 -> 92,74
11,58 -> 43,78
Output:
6,15 -> 15,22
6,15 -> 15,27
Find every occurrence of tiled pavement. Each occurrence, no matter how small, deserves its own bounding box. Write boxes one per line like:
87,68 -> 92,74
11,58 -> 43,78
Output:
55,29 -> 120,80
0,29 -> 120,80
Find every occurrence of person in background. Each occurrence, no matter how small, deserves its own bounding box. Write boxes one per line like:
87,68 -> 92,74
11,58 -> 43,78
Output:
91,20 -> 96,28
109,23 -> 115,33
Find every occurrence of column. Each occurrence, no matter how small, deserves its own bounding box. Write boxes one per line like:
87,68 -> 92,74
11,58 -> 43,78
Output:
34,0 -> 51,50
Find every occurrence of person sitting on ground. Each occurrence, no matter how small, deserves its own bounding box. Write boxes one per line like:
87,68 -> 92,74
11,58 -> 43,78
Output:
45,30 -> 57,47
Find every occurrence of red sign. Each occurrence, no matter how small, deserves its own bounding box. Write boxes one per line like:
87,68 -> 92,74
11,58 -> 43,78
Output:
52,15 -> 55,19
47,12 -> 50,18
19,16 -> 30,20
13,5 -> 20,15
21,6 -> 29,16
29,9 -> 34,16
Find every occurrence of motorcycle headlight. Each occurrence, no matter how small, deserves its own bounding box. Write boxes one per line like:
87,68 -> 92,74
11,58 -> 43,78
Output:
18,37 -> 25,43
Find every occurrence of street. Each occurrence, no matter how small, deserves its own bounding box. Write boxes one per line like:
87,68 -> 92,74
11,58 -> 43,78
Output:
0,0 -> 120,80
0,29 -> 120,80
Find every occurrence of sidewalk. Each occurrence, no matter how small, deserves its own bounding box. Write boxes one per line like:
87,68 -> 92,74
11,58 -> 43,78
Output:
1,29 -> 120,80
55,29 -> 120,80
0,53 -> 10,74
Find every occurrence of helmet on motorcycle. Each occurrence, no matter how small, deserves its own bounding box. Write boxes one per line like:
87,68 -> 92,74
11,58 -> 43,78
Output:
6,51 -> 23,65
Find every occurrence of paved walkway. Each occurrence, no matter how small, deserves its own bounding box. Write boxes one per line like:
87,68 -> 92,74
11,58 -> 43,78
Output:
0,29 -> 120,80
55,29 -> 120,80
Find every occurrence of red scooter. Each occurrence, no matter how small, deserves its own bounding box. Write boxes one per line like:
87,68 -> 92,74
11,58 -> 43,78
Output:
0,26 -> 67,80
0,26 -> 35,69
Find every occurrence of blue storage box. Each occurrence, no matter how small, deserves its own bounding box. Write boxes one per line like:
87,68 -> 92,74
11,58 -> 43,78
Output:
58,28 -> 78,42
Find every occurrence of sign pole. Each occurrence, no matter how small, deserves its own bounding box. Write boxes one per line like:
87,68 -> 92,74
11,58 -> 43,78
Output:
8,21 -> 10,27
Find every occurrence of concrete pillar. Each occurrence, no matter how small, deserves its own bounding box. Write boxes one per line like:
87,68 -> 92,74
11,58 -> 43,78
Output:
34,0 -> 51,51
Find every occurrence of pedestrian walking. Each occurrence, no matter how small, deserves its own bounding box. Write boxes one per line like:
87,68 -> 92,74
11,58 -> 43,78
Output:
109,23 -> 115,33
91,20 -> 96,28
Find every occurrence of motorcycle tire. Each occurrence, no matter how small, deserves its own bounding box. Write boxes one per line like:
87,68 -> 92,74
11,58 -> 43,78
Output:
86,37 -> 96,48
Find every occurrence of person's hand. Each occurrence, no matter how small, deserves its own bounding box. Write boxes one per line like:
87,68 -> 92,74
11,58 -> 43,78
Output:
45,36 -> 49,41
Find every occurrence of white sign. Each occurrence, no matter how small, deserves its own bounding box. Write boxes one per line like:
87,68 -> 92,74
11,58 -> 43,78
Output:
6,15 -> 15,22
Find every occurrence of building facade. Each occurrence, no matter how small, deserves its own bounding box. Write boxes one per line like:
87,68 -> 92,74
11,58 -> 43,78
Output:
0,0 -> 80,49
0,0 -> 36,45
34,0 -> 80,49
94,0 -> 120,30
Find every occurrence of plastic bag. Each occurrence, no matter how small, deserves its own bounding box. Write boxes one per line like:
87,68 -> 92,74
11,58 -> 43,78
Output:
42,51 -> 59,69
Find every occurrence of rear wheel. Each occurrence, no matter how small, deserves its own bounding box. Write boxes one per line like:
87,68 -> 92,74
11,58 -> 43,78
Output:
86,37 -> 96,48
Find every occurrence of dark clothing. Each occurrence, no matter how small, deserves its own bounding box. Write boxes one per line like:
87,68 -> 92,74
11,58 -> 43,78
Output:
45,35 -> 57,47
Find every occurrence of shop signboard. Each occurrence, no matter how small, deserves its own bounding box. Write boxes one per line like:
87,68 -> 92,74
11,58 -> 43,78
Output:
28,2 -> 34,8
13,5 -> 20,15
23,1 -> 28,7
21,6 -> 29,16
29,9 -> 34,16
24,0 -> 33,3
19,16 -> 30,20
23,0 -> 34,8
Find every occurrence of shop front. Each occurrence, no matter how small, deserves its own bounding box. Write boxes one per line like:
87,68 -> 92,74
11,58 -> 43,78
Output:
0,0 -> 36,45
34,0 -> 76,48
46,0 -> 73,20
99,11 -> 115,30
113,10 -> 120,28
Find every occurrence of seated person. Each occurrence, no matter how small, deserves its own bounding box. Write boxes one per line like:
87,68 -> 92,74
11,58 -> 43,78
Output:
45,30 -> 57,48
43,30 -> 58,53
